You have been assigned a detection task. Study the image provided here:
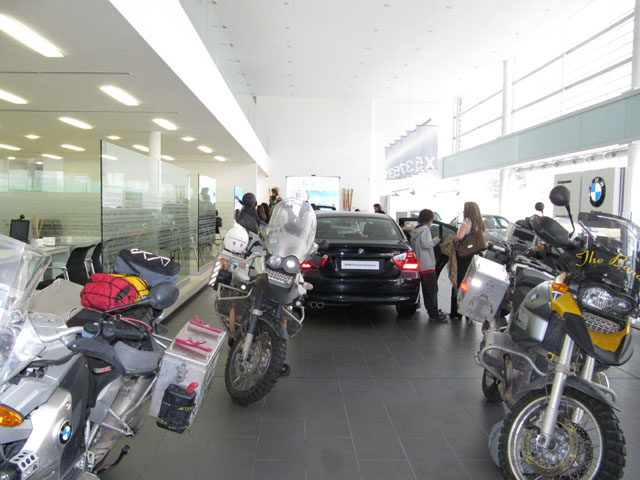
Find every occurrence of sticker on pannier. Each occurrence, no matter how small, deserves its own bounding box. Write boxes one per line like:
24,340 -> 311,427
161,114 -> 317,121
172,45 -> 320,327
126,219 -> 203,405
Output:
114,248 -> 181,286
80,273 -> 138,311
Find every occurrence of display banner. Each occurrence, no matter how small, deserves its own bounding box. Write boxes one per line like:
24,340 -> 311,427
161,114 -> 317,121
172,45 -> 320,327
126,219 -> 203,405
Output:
286,176 -> 340,208
385,125 -> 438,180
234,186 -> 243,209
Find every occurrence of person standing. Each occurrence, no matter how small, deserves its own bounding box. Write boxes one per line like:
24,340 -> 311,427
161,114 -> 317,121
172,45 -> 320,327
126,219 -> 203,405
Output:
373,203 -> 386,214
450,201 -> 485,322
411,209 -> 447,322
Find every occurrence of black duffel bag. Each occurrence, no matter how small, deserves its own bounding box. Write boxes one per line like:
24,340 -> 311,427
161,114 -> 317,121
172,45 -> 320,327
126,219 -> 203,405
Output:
114,248 -> 181,286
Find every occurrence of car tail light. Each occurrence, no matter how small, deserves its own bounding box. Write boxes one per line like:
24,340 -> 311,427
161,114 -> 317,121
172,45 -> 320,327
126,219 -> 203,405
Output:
393,251 -> 419,271
460,281 -> 469,292
320,255 -> 328,267
301,261 -> 313,270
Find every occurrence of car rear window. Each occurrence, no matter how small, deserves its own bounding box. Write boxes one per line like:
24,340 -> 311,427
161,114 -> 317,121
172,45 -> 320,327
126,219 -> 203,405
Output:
316,217 -> 403,241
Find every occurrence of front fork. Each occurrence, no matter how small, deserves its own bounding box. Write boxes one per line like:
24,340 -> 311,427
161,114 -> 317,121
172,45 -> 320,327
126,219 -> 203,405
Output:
241,293 -> 264,360
538,335 -> 575,449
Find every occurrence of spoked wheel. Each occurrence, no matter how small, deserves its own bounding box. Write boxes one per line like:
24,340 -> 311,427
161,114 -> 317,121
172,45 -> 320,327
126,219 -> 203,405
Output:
498,388 -> 625,479
481,369 -> 503,403
225,320 -> 286,405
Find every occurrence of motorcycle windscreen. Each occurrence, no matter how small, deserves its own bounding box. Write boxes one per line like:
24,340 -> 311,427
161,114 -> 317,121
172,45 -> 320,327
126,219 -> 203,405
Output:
265,199 -> 317,262
0,235 -> 50,385
577,212 -> 640,297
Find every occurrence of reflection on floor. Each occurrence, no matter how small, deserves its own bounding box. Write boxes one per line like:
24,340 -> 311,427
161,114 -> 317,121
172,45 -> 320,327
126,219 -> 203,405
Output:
102,288 -> 640,480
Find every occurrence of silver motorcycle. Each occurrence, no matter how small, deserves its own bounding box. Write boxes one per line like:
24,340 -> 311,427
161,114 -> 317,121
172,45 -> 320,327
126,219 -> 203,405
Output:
0,235 -> 178,480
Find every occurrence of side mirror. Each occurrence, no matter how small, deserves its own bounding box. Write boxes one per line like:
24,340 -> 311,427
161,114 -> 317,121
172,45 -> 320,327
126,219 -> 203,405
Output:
549,186 -> 570,207
534,202 -> 545,215
148,282 -> 179,310
318,239 -> 329,251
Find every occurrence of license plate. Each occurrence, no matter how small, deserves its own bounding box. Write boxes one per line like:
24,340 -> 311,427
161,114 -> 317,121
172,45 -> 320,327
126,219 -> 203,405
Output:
341,260 -> 380,270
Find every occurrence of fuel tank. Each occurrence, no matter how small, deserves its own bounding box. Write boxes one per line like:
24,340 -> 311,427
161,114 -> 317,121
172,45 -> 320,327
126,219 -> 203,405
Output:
509,281 -> 554,347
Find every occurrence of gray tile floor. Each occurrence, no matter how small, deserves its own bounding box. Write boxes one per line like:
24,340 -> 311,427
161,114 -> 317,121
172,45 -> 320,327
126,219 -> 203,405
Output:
103,288 -> 640,479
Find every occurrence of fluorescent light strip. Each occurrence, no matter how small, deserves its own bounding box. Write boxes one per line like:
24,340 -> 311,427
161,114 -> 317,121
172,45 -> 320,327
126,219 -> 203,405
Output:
133,144 -> 149,152
24,134 -> 39,139
214,155 -> 226,162
100,85 -> 140,106
7,156 -> 15,160
160,155 -> 174,161
42,153 -> 62,159
102,154 -> 118,160
0,144 -> 20,151
198,145 -> 213,153
0,88 -> 27,104
61,144 -> 85,151
152,118 -> 177,130
35,161 -> 43,165
181,136 -> 195,142
0,14 -> 64,57
59,117 -> 92,129
107,135 -> 121,140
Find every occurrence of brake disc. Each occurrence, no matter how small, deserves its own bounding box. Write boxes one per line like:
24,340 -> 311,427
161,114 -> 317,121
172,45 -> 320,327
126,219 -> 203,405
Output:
521,418 -> 592,478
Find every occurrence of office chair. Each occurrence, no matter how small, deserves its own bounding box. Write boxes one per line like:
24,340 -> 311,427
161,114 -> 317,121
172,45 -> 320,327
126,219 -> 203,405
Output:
91,242 -> 103,274
37,244 -> 96,290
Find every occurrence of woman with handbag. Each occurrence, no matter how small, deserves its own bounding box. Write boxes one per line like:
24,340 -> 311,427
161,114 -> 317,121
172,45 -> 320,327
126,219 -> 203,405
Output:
450,201 -> 485,322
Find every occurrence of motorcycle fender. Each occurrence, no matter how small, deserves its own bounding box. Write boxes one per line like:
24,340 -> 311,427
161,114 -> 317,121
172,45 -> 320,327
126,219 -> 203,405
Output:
260,315 -> 289,340
514,375 -> 616,409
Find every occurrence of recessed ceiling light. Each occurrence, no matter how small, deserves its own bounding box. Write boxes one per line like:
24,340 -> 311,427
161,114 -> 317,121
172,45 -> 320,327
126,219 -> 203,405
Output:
0,144 -> 20,151
35,161 -> 43,165
24,134 -> 39,139
198,145 -> 213,153
100,85 -> 140,106
133,145 -> 149,152
7,156 -> 15,160
0,14 -> 64,57
59,117 -> 92,129
161,155 -> 174,161
61,144 -> 85,151
107,135 -> 121,140
181,136 -> 195,142
214,155 -> 226,162
102,154 -> 118,160
152,118 -> 178,130
42,153 -> 62,159
0,88 -> 27,104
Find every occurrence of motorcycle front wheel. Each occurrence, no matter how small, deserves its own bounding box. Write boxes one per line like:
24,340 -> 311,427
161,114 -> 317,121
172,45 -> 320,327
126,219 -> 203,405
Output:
225,320 -> 286,405
498,387 -> 625,480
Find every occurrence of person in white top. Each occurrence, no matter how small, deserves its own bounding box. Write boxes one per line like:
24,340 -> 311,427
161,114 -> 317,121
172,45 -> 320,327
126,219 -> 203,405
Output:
450,201 -> 485,321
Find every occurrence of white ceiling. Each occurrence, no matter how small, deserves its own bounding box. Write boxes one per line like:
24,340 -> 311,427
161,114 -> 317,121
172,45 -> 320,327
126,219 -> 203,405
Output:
0,0 -> 254,165
212,0 -> 594,101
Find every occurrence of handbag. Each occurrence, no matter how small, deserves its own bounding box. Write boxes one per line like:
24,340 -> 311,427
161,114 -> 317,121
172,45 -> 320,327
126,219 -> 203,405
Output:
456,230 -> 486,258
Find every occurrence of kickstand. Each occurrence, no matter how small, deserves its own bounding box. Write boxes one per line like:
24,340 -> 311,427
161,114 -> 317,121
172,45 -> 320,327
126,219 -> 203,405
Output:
96,445 -> 130,474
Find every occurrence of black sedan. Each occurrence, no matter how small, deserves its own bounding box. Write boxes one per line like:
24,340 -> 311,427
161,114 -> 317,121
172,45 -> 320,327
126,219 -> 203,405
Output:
302,212 -> 421,315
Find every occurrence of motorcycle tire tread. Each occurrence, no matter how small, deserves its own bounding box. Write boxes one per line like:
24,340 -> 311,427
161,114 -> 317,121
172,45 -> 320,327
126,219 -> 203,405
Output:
224,320 -> 286,406
498,387 -> 625,480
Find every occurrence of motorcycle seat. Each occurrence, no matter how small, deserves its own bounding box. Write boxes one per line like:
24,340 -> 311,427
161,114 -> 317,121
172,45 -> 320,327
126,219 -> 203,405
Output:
68,338 -> 162,377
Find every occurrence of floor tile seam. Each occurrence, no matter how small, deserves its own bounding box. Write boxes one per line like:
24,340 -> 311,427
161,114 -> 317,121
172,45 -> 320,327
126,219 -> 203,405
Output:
249,416 -> 264,480
336,375 -> 363,478
374,379 -> 420,480
434,423 -> 474,480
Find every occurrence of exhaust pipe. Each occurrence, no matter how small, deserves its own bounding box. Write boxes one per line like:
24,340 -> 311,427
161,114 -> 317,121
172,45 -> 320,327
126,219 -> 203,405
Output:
309,302 -> 317,309
316,302 -> 324,309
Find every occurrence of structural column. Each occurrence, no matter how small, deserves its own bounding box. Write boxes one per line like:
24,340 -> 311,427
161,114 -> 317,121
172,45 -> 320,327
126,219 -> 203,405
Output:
499,59 -> 513,216
628,0 -> 640,220
149,131 -> 161,160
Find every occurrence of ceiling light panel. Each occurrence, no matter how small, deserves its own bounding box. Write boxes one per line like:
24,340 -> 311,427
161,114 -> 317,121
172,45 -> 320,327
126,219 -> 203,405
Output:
152,118 -> 177,130
160,155 -> 174,161
0,88 -> 27,104
0,144 -> 20,151
107,135 -> 121,140
214,155 -> 226,161
24,134 -> 39,139
59,117 -> 92,129
198,145 -> 213,153
41,153 -> 62,159
100,85 -> 140,106
61,144 -> 85,151
133,144 -> 149,152
181,136 -> 195,142
0,14 -> 64,57
102,154 -> 118,160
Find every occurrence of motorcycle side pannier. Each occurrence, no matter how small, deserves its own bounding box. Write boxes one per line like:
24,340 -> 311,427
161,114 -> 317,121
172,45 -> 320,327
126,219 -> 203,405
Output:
149,317 -> 225,427
457,256 -> 509,323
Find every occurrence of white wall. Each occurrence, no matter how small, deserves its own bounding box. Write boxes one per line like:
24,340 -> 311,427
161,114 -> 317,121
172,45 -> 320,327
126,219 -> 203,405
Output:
176,160 -> 257,233
256,96 -> 372,211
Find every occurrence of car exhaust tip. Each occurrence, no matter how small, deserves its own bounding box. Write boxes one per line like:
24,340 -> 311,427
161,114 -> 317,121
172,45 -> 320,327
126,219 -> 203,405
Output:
309,302 -> 317,308
317,302 -> 324,309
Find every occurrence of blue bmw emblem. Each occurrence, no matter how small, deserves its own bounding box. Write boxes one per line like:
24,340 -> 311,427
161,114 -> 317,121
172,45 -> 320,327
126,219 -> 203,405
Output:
358,248 -> 365,255
59,422 -> 72,444
589,177 -> 606,207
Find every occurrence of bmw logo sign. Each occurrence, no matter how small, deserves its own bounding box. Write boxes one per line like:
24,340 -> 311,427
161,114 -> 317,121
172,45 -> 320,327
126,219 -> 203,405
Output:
59,422 -> 72,444
589,177 -> 606,207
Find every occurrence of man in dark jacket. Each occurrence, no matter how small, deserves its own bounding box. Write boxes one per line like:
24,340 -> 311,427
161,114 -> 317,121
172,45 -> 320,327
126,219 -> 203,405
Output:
410,209 -> 447,321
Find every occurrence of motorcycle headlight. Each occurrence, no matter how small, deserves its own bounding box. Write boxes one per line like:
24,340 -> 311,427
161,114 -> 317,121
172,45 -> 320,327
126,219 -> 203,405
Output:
613,297 -> 634,315
282,256 -> 300,274
579,287 -> 614,312
267,255 -> 282,268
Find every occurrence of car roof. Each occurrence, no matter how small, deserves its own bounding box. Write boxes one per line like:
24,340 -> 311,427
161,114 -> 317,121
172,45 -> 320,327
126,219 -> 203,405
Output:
316,211 -> 392,220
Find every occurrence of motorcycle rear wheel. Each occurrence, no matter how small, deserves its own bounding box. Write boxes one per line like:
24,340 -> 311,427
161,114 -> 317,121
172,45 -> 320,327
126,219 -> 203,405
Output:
498,387 -> 625,480
225,320 -> 286,405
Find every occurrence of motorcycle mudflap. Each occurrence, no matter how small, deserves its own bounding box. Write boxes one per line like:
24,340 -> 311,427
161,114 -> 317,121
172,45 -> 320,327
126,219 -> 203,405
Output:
514,374 -> 615,409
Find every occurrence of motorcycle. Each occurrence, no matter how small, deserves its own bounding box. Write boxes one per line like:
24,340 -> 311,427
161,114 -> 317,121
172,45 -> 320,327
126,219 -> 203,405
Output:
0,235 -> 179,479
211,197 -> 316,405
477,185 -> 637,479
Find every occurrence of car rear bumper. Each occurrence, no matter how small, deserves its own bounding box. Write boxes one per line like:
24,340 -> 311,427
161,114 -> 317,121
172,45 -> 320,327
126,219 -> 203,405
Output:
304,274 -> 420,306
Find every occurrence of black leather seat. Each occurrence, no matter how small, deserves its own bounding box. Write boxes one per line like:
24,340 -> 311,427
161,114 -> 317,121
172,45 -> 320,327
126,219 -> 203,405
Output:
37,244 -> 95,290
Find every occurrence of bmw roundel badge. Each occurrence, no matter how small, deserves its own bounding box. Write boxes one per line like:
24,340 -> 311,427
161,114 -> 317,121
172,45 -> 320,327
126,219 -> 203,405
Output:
358,248 -> 365,255
59,422 -> 72,444
589,176 -> 606,207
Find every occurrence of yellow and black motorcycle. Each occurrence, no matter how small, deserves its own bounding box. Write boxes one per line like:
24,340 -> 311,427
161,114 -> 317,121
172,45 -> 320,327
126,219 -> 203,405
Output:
479,185 -> 637,479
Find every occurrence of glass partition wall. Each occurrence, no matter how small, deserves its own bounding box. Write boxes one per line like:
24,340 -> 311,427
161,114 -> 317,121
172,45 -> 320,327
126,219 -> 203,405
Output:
101,142 -> 200,281
198,175 -> 217,268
